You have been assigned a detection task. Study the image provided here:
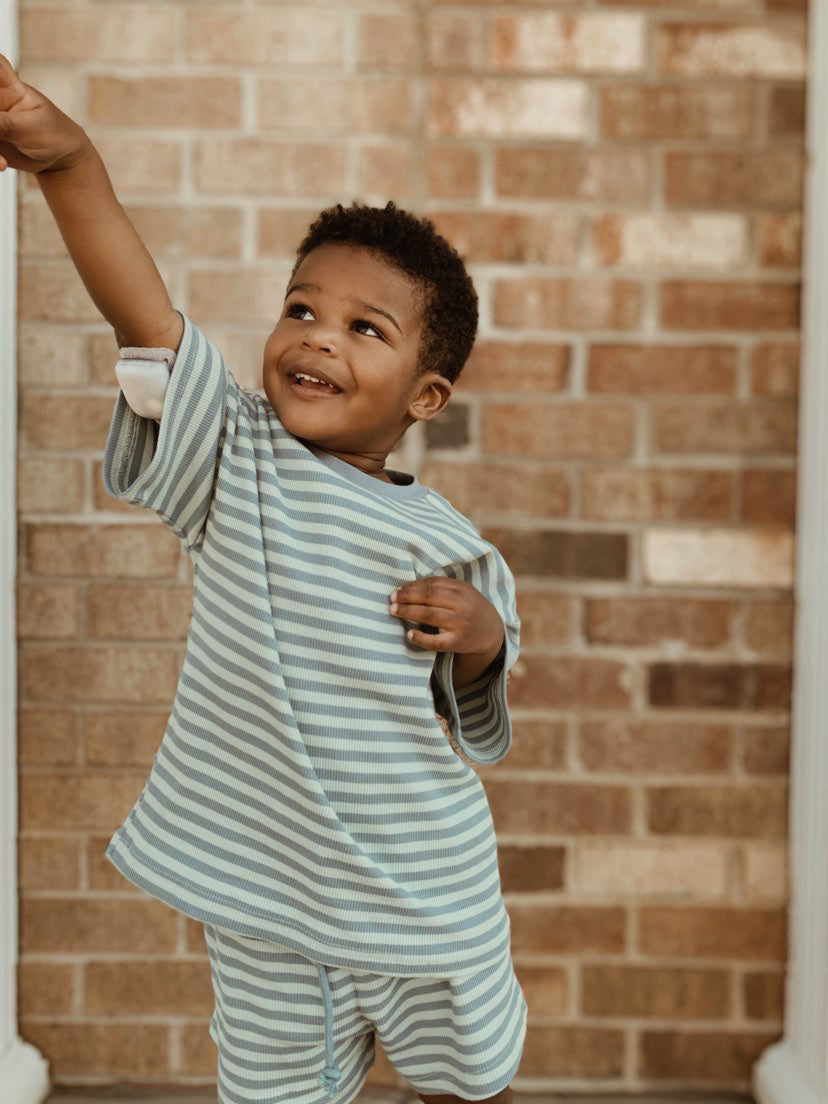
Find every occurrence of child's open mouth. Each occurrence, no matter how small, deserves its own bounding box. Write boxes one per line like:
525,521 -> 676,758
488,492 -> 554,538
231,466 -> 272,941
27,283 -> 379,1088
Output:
289,372 -> 343,397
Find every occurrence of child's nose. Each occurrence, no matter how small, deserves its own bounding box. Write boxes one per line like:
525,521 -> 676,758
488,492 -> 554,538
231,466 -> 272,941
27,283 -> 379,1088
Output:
302,322 -> 337,354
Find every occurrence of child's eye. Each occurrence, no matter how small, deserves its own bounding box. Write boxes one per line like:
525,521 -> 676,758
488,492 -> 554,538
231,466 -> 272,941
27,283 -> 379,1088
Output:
286,301 -> 314,321
352,318 -> 383,339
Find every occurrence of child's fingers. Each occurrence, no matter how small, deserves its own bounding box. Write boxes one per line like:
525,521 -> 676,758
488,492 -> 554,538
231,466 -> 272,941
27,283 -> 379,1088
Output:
389,601 -> 448,625
405,627 -> 455,651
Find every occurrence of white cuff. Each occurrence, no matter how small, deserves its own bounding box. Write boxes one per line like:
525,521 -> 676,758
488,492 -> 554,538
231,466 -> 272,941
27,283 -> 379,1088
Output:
114,346 -> 176,421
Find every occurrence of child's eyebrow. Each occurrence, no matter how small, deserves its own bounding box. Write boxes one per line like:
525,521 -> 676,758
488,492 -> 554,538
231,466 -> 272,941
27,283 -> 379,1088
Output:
285,281 -> 402,335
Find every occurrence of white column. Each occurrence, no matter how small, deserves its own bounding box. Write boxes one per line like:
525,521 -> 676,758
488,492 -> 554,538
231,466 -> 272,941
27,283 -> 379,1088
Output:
752,1 -> 828,1102
0,5 -> 50,1102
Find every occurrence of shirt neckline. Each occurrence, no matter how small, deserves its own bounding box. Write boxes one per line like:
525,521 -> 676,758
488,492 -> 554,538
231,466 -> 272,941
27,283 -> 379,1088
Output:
308,445 -> 428,500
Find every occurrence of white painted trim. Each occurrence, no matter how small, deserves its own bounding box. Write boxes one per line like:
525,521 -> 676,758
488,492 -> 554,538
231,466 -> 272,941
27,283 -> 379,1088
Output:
752,0 -> 828,1102
0,6 -> 50,1104
0,1040 -> 51,1104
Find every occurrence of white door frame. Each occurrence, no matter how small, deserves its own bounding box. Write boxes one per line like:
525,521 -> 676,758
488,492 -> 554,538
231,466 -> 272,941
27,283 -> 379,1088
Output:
752,0 -> 828,1101
0,2 -> 50,1101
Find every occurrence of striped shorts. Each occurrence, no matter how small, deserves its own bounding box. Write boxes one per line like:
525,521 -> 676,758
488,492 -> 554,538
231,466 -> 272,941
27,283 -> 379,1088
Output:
203,923 -> 528,1104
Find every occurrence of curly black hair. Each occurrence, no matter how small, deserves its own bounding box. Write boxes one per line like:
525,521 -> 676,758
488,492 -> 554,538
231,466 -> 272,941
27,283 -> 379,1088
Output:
293,201 -> 478,385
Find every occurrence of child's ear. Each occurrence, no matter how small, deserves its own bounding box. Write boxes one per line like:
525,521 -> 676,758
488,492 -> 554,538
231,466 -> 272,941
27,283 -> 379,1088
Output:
408,373 -> 452,422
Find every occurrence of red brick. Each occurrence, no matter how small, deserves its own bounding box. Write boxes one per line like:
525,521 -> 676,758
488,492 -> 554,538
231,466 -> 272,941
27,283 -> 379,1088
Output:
486,779 -> 631,835
514,591 -> 574,647
89,76 -> 241,129
757,213 -> 802,267
661,280 -> 800,330
600,83 -> 754,140
744,599 -> 794,657
258,78 -> 413,134
482,402 -> 634,459
18,962 -> 75,1016
17,708 -> 76,767
92,136 -> 183,195
751,342 -> 800,396
20,773 -> 150,831
25,523 -> 181,579
496,718 -> 567,772
499,845 -> 565,893
428,11 -> 486,70
495,147 -> 651,202
17,458 -> 85,515
22,8 -> 176,63
741,468 -> 796,525
18,326 -> 87,387
85,960 -> 213,1015
769,84 -> 805,138
357,11 -> 418,69
656,20 -> 806,78
20,1023 -> 170,1078
356,144 -> 417,203
188,268 -> 289,324
21,644 -> 180,705
21,897 -> 178,953
639,905 -> 786,960
494,277 -> 643,331
509,656 -> 632,709
588,344 -> 737,394
420,459 -> 569,518
640,1028 -> 779,1082
586,597 -> 732,647
647,784 -> 787,839
19,836 -> 80,891
582,964 -> 730,1017
665,151 -> 803,206
490,12 -> 645,74
179,1022 -> 217,1077
509,902 -> 626,955
19,263 -> 101,323
86,583 -> 192,640
193,139 -> 346,196
428,77 -> 589,139
16,582 -> 81,639
513,964 -> 567,1017
430,209 -> 580,265
521,1025 -> 625,1077
86,835 -> 142,892
20,394 -> 115,450
579,719 -> 731,774
187,8 -> 343,66
743,971 -> 785,1020
459,341 -> 569,393
581,466 -> 732,522
650,399 -> 797,455
427,145 -> 481,199
125,205 -> 243,260
81,710 -> 168,767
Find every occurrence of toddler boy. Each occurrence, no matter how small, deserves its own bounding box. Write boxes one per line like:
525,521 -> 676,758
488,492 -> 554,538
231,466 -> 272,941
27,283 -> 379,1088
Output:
1,54 -> 526,1104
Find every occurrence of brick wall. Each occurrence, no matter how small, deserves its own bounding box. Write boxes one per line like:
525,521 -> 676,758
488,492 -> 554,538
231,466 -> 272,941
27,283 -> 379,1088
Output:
16,0 -> 803,1094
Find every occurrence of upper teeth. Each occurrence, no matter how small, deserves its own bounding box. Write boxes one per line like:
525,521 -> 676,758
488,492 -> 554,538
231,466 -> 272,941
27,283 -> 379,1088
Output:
295,372 -> 336,389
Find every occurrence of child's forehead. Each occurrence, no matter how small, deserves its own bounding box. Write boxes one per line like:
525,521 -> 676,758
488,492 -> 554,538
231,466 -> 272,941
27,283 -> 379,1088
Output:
289,243 -> 424,318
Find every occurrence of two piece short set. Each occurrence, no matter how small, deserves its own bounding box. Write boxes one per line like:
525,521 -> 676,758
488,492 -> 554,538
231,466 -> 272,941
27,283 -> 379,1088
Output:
203,923 -> 528,1104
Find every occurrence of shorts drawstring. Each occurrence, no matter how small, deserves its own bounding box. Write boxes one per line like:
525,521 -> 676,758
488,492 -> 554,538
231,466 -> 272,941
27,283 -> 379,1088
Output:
316,963 -> 342,1096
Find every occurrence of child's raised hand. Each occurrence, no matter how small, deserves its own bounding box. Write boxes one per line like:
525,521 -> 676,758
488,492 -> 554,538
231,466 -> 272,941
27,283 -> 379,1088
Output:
389,576 -> 505,656
0,53 -> 88,174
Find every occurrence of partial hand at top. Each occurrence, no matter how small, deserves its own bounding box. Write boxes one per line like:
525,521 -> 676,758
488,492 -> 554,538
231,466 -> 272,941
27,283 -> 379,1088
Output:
0,53 -> 89,174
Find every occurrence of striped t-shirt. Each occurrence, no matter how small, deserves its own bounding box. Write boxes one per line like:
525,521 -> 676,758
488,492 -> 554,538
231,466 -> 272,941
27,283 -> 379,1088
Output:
102,316 -> 521,978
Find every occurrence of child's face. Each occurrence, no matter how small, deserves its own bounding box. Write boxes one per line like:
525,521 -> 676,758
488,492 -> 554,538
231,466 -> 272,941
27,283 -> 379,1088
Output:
262,244 -> 452,462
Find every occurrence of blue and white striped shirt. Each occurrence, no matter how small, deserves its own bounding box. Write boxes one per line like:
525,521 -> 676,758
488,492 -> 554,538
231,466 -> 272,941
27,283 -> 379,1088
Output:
103,316 -> 521,977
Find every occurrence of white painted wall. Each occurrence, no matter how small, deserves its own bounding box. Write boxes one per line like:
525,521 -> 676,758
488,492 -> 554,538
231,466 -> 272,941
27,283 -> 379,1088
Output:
0,4 -> 50,1101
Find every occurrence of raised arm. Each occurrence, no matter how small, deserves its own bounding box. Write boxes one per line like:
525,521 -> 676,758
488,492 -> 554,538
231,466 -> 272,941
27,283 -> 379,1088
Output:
0,54 -> 182,351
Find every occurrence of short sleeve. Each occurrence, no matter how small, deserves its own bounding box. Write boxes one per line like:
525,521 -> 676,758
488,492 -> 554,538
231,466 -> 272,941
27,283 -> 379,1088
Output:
430,551 -> 520,765
102,315 -> 234,557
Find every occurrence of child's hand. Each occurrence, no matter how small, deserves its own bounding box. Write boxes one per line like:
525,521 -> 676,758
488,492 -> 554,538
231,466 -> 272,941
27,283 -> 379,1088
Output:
389,576 -> 505,656
0,53 -> 89,174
